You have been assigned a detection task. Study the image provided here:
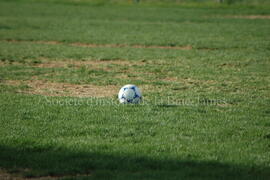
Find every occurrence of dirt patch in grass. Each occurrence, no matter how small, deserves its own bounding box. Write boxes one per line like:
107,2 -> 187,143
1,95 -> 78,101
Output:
0,61 -> 5,65
33,58 -> 145,68
132,44 -> 192,50
4,80 -> 118,97
0,60 -> 21,66
0,168 -> 90,180
5,39 -> 62,45
71,42 -> 192,50
1,58 -> 146,76
4,39 -> 192,50
227,15 -> 270,19
0,58 -> 145,69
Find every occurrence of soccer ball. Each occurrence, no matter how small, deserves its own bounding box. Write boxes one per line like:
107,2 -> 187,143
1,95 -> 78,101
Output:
118,84 -> 142,104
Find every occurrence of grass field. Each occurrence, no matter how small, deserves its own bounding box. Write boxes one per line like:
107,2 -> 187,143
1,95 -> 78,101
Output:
0,0 -> 270,179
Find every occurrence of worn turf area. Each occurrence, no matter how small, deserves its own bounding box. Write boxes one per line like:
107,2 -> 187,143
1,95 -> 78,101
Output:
0,0 -> 270,179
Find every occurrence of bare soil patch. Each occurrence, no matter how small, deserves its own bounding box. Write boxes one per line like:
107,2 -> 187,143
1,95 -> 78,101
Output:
0,168 -> 90,180
1,58 -> 145,69
0,61 -> 6,66
131,44 -> 192,50
227,15 -> 270,19
0,61 -> 22,66
4,80 -> 118,97
72,42 -> 192,50
3,39 -> 192,50
5,39 -> 61,45
33,58 -> 144,68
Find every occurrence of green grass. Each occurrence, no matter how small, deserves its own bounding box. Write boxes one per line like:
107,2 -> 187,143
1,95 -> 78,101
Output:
0,0 -> 270,179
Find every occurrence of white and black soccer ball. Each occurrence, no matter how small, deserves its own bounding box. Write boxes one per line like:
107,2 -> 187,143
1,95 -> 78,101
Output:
118,84 -> 142,104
